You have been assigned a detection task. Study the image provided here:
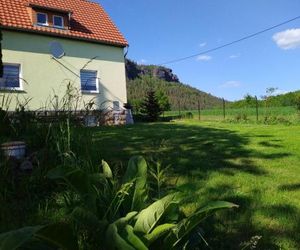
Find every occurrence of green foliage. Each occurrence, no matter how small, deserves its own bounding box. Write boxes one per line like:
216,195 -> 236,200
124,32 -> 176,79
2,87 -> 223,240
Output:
127,74 -> 224,111
163,201 -> 239,249
156,90 -> 171,112
122,156 -> 148,211
148,160 -> 170,199
295,95 -> 300,112
0,155 -> 237,249
0,223 -> 78,250
140,90 -> 162,122
134,193 -> 180,234
229,90 -> 300,109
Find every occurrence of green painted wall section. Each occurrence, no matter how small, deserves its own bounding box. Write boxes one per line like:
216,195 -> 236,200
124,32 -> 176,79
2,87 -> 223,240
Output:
1,30 -> 127,111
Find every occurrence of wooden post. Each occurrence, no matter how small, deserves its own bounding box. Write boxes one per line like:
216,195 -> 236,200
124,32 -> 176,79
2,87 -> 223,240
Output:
223,99 -> 225,119
255,95 -> 259,122
198,99 -> 201,121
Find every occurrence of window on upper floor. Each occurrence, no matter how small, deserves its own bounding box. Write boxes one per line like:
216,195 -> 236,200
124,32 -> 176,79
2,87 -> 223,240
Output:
0,64 -> 22,90
53,15 -> 64,28
80,70 -> 98,93
37,12 -> 48,26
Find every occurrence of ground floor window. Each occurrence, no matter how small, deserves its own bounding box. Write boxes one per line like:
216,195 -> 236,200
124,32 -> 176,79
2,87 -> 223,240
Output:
0,64 -> 21,90
80,70 -> 98,93
113,101 -> 120,110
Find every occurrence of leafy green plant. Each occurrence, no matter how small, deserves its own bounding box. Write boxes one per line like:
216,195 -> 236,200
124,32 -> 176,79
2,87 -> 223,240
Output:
0,156 -> 238,249
149,160 -> 171,199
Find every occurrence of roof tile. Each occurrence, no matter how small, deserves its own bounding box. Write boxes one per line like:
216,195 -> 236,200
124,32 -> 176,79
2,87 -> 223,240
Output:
0,0 -> 128,47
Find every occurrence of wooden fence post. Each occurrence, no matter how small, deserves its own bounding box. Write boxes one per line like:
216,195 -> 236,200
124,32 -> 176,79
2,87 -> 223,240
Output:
222,98 -> 226,119
198,99 -> 201,121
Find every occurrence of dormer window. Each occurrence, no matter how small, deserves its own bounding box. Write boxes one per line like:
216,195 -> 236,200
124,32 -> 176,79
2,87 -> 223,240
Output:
53,15 -> 64,28
37,12 -> 48,26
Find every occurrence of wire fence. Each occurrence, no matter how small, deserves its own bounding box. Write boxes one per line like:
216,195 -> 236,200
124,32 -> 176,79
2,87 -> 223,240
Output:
164,105 -> 299,124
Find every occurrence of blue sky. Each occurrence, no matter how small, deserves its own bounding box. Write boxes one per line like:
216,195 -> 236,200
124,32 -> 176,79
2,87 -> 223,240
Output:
99,0 -> 300,101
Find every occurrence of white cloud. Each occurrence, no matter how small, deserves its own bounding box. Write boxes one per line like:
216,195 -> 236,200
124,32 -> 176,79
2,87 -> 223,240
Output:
196,55 -> 212,61
220,81 -> 241,88
199,42 -> 207,47
272,28 -> 300,50
229,54 -> 240,59
273,89 -> 288,96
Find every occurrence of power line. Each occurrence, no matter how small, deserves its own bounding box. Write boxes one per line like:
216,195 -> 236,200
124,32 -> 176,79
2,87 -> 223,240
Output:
158,15 -> 300,66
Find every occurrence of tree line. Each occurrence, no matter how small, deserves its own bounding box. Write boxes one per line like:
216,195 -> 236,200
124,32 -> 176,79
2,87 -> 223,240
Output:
127,75 -> 224,112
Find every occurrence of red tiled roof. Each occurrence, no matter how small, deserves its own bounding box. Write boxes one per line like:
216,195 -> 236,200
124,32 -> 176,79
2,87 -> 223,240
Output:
0,0 -> 128,47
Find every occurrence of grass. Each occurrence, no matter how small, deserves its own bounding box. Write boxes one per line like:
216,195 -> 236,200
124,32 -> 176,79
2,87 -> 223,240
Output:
1,119 -> 299,249
88,120 -> 300,249
164,106 -> 299,123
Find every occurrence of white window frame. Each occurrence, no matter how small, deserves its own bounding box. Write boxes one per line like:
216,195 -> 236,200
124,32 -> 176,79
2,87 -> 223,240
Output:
0,63 -> 23,91
37,12 -> 48,26
53,15 -> 64,29
80,70 -> 99,94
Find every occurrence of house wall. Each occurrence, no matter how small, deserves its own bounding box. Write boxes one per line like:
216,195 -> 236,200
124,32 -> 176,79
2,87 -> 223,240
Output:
1,30 -> 127,111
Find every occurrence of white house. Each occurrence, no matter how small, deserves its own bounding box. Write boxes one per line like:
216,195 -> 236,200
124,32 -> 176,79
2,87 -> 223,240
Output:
0,0 -> 128,112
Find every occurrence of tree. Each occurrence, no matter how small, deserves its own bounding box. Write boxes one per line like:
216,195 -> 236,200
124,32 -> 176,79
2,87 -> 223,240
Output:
141,90 -> 162,121
244,93 -> 255,107
156,90 -> 171,114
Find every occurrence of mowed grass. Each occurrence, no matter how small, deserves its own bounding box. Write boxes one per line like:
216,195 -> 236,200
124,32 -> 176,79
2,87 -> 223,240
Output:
90,120 -> 300,249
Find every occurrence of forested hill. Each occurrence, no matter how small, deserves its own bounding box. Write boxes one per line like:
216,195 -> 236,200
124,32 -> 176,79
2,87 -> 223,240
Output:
126,59 -> 224,110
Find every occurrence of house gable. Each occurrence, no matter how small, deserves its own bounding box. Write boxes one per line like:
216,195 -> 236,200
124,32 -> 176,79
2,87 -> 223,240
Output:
0,0 -> 128,47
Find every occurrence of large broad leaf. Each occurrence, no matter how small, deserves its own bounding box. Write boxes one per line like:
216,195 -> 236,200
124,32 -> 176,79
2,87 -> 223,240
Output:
0,226 -> 42,250
105,224 -> 136,250
164,201 -> 238,248
102,160 -> 113,179
122,156 -> 148,211
121,225 -> 148,250
0,223 -> 78,250
134,193 -> 180,234
143,223 -> 176,245
105,212 -> 140,250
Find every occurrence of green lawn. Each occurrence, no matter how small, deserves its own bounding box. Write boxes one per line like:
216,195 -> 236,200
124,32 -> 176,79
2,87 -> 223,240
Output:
90,120 -> 300,249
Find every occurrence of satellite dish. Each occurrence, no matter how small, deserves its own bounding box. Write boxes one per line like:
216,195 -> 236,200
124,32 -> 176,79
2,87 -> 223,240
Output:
49,41 -> 65,59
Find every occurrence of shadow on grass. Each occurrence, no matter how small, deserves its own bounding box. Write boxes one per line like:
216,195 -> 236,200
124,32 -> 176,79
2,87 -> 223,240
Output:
89,122 -> 297,249
278,183 -> 300,191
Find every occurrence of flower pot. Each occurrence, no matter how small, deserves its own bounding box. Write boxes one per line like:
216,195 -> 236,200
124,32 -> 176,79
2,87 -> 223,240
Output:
1,141 -> 26,159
